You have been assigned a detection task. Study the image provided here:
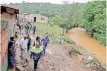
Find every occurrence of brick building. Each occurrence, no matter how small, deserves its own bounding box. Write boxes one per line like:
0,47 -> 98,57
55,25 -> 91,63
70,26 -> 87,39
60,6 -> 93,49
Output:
19,13 -> 48,23
0,4 -> 19,71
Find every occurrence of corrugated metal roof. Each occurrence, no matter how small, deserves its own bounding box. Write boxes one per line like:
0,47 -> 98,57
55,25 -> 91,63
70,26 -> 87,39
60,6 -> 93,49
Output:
1,4 -> 19,10
1,4 -> 19,14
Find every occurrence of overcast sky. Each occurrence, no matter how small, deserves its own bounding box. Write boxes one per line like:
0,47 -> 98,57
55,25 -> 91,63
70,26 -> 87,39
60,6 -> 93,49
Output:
0,0 -> 93,4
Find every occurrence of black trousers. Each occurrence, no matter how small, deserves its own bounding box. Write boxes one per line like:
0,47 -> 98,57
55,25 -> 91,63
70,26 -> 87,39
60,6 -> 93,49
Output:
34,59 -> 40,71
27,43 -> 30,52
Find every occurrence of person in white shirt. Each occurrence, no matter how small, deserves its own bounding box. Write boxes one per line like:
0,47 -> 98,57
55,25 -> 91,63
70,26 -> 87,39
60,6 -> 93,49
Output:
20,36 -> 28,59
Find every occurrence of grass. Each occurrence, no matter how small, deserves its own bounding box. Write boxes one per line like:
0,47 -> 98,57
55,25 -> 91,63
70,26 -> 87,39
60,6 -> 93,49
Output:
32,23 -> 70,43
33,23 -> 84,57
69,47 -> 83,56
34,23 -> 63,35
32,23 -> 75,44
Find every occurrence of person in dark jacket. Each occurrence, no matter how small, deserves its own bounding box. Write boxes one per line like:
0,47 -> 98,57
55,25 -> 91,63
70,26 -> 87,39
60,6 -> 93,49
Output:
41,35 -> 50,55
32,25 -> 36,34
31,36 -> 43,71
8,37 -> 15,69
28,22 -> 32,33
27,35 -> 32,52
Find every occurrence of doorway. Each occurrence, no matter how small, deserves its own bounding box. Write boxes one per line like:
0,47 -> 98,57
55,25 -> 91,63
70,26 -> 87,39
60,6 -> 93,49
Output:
34,17 -> 36,22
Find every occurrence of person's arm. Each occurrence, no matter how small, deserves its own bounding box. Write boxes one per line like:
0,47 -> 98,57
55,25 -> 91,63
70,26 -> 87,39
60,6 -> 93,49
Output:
41,38 -> 44,43
30,38 -> 32,44
26,39 -> 28,44
31,52 -> 35,55
10,44 -> 15,54
20,39 -> 23,48
40,51 -> 44,57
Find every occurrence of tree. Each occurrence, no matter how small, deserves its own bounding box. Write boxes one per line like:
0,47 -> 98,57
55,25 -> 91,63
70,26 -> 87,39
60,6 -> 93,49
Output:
52,15 -> 61,26
65,2 -> 84,30
83,1 -> 106,45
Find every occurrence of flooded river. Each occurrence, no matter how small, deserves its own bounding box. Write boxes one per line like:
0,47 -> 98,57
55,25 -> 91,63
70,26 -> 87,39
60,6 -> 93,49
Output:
67,28 -> 106,64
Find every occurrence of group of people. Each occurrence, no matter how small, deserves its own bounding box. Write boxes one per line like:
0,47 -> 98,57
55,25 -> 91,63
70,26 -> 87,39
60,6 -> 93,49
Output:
20,34 -> 50,71
15,22 -> 36,36
8,21 -> 50,71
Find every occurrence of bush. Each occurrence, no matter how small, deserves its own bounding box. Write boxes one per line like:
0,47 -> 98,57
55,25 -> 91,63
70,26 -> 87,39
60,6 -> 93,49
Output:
69,48 -> 83,55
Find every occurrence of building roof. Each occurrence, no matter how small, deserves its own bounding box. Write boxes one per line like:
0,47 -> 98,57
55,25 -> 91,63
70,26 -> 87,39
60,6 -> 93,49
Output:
31,14 -> 48,18
1,4 -> 19,14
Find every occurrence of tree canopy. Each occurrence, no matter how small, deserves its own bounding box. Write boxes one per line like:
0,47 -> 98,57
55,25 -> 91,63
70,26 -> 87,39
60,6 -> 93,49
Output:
83,1 -> 106,45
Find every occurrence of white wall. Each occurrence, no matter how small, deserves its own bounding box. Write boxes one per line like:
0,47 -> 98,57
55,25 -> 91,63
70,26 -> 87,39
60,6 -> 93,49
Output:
24,14 -> 48,23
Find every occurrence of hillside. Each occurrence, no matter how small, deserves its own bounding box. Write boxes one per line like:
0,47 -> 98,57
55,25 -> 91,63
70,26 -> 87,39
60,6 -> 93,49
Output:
9,2 -> 85,19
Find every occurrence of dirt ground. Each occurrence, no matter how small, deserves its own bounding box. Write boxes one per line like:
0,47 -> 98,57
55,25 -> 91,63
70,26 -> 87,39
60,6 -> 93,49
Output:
14,34 -> 93,71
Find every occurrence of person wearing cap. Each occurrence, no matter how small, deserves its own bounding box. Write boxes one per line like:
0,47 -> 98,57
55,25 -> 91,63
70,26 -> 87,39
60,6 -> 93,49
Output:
41,35 -> 50,55
30,36 -> 43,71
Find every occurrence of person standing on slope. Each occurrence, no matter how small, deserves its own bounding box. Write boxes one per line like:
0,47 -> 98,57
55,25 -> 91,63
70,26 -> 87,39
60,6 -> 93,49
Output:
31,36 -> 43,71
8,37 -> 15,69
32,25 -> 36,34
41,35 -> 50,55
20,36 -> 28,59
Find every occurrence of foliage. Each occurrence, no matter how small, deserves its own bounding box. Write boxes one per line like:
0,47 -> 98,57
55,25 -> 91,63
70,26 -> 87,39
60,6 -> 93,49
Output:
10,3 -> 71,20
63,3 -> 85,30
69,47 -> 83,56
34,23 -> 63,35
83,1 -> 106,45
34,23 -> 70,44
52,15 -> 61,26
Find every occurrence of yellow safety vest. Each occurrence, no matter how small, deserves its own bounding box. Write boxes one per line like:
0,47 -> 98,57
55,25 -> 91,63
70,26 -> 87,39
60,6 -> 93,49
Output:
31,41 -> 43,53
31,46 -> 43,53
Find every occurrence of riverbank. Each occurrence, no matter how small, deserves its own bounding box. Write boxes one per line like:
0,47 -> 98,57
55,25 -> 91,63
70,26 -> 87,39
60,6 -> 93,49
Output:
35,23 -> 106,65
34,24 -> 106,70
67,28 -> 106,65
11,24 -> 106,71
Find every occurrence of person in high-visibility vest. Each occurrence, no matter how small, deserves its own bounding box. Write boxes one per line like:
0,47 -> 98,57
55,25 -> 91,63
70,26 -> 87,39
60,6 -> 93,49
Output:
30,36 -> 43,71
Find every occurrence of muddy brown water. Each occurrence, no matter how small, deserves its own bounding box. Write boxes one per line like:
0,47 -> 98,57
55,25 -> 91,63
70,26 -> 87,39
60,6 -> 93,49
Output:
67,28 -> 106,64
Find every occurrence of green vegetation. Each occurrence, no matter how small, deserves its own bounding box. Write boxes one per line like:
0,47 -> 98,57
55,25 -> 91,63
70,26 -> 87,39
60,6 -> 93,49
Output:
63,3 -> 85,29
10,1 -> 106,45
35,23 -> 73,44
62,1 -> 106,45
35,23 -> 63,35
10,2 -> 72,20
69,47 -> 83,56
35,23 -> 64,43
83,1 -> 106,45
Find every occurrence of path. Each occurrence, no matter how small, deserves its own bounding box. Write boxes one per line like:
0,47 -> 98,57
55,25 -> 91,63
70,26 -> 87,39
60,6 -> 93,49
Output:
15,35 -> 92,71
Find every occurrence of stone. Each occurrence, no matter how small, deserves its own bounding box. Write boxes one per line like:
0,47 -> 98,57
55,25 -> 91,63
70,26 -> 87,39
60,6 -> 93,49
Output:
60,69 -> 64,71
16,66 -> 24,71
